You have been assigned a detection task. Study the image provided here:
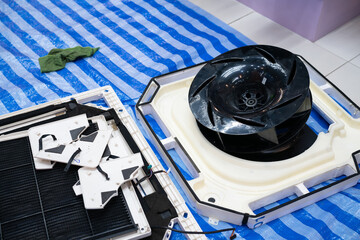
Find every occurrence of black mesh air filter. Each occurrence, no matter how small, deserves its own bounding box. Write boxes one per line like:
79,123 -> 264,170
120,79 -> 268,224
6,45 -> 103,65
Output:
189,45 -> 314,161
0,137 -> 136,240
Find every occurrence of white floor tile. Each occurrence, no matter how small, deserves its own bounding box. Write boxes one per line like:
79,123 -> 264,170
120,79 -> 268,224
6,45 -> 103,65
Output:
276,35 -> 346,76
230,12 -> 297,45
189,0 -> 253,24
315,15 -> 360,61
230,12 -> 346,75
327,62 -> 360,105
351,54 -> 360,68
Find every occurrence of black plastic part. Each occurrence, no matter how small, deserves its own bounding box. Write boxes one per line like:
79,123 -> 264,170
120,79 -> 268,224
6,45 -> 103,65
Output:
70,126 -> 86,140
80,132 -> 98,142
107,155 -> 119,160
45,145 -> 66,154
199,122 -> 317,161
188,45 -> 313,161
242,213 -> 249,225
39,134 -> 57,151
64,147 -> 81,172
97,165 -> 110,181
102,145 -> 111,158
81,122 -> 99,136
137,189 -> 178,240
101,190 -> 117,204
122,166 -> 139,180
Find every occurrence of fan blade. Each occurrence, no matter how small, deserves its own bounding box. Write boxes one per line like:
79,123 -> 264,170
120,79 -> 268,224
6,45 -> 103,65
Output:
211,57 -> 244,65
233,115 -> 265,127
255,47 -> 276,64
191,74 -> 216,98
270,94 -> 302,110
258,127 -> 279,144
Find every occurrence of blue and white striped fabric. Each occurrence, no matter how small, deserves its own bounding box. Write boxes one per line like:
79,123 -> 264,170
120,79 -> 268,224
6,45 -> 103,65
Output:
0,0 -> 253,111
0,0 -> 359,239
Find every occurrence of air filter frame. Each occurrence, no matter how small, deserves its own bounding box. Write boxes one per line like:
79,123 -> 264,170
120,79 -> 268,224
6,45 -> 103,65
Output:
0,87 -> 204,240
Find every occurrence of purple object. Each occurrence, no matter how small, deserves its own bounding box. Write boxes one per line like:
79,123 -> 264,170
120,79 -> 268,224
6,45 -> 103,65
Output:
238,0 -> 360,41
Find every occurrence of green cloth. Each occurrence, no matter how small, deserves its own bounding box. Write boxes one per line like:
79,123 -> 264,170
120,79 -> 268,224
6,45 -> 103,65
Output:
39,46 -> 99,73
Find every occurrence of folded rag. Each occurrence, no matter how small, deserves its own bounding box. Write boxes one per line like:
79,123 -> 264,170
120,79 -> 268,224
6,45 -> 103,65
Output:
39,46 -> 99,73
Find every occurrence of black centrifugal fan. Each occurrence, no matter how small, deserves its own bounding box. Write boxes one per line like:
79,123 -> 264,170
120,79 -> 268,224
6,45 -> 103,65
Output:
188,45 -> 315,161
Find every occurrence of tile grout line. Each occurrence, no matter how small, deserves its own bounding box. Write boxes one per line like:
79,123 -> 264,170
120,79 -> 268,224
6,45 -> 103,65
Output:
326,54 -> 360,77
349,53 -> 360,65
325,62 -> 348,77
228,11 -> 254,25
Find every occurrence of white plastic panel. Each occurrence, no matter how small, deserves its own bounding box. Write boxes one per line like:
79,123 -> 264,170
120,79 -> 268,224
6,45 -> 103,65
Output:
28,114 -> 89,169
76,153 -> 143,209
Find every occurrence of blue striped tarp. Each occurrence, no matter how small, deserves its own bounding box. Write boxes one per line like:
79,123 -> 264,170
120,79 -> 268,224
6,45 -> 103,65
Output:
0,0 -> 359,239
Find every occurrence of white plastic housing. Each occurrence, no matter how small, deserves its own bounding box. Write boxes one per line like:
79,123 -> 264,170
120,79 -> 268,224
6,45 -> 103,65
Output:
136,60 -> 360,228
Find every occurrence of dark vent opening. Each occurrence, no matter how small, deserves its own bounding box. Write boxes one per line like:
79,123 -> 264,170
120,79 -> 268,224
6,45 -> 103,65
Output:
0,137 -> 136,240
